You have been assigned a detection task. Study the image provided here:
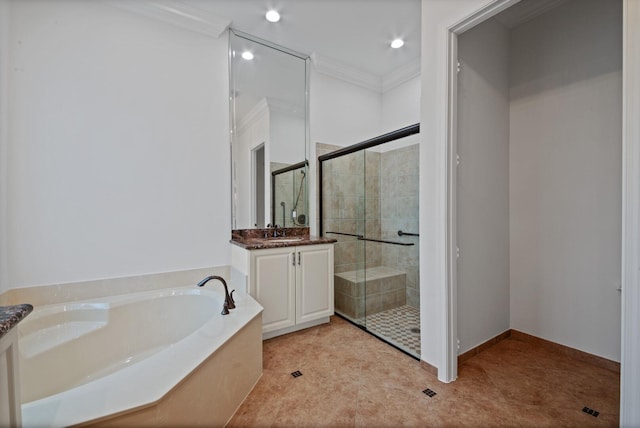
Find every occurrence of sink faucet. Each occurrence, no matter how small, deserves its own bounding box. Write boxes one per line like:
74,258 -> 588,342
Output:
197,275 -> 235,315
266,224 -> 283,238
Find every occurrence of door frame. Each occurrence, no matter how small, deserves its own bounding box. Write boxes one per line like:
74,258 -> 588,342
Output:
441,0 -> 520,384
251,143 -> 266,228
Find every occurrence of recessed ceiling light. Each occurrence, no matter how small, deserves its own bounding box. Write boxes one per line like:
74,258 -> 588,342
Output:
391,38 -> 405,49
266,10 -> 280,22
241,51 -> 254,60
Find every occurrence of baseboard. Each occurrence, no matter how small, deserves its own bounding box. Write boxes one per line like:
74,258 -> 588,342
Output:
457,329 -> 620,374
458,330 -> 512,364
420,360 -> 438,377
509,330 -> 620,374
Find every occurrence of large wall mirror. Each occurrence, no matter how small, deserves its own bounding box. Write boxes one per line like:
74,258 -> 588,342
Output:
230,29 -> 310,230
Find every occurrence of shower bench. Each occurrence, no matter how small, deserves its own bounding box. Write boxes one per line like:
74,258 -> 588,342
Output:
334,266 -> 406,320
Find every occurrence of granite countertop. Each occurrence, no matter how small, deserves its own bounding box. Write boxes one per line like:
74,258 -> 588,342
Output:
231,227 -> 337,250
0,304 -> 33,339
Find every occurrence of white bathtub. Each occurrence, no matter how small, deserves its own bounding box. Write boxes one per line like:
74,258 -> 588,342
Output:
18,286 -> 263,427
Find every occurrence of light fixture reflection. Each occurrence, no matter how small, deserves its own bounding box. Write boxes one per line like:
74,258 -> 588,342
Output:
241,51 -> 254,60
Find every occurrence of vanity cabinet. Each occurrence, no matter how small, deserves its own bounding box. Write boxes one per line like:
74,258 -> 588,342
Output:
232,243 -> 334,338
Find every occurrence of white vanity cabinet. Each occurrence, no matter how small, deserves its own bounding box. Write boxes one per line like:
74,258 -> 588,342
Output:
232,243 -> 334,338
251,247 -> 296,333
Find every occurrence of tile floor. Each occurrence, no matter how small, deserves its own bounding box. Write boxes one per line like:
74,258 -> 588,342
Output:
359,305 -> 421,357
228,316 -> 619,427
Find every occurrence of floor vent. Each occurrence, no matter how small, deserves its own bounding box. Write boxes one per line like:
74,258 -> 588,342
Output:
291,370 -> 303,378
582,407 -> 599,417
422,388 -> 437,397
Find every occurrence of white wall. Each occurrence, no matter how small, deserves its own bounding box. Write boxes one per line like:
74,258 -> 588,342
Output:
0,0 -> 10,295
310,70 -> 382,146
270,109 -> 305,165
380,75 -> 421,152
382,76 -> 421,131
456,18 -> 511,354
509,0 -> 622,361
7,0 -> 230,288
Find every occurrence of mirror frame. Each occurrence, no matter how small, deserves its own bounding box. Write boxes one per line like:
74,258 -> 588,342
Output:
229,29 -> 310,230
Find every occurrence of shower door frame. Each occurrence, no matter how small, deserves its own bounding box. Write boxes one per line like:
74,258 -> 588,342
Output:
318,123 -> 421,357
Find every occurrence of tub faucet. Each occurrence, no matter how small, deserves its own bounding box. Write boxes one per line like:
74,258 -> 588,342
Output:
197,275 -> 236,315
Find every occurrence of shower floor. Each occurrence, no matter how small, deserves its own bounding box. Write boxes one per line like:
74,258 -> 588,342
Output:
348,305 -> 421,358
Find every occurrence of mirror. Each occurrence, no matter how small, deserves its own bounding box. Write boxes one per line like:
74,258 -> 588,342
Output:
230,30 -> 309,229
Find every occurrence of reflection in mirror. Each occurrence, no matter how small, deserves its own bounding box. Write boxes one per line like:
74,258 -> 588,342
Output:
230,29 -> 309,229
271,161 -> 308,227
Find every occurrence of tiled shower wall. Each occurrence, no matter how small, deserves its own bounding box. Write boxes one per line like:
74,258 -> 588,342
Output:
318,143 -> 371,275
318,142 -> 420,308
380,144 -> 420,309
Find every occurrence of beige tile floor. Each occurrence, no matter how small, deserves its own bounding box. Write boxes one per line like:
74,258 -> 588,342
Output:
228,316 -> 619,427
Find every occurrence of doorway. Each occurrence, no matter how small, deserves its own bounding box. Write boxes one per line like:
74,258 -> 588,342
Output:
253,144 -> 265,228
453,0 -> 622,377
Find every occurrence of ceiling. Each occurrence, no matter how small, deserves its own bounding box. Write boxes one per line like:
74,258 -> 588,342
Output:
192,0 -> 422,79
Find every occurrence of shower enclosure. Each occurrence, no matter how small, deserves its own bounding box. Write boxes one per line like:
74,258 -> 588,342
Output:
271,161 -> 308,227
319,124 -> 421,357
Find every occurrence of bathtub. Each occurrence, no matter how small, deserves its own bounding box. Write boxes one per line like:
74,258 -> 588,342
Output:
18,286 -> 263,427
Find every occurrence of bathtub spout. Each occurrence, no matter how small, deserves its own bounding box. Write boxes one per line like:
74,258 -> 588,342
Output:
197,276 -> 236,314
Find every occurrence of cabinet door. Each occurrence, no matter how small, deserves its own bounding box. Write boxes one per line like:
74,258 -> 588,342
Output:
296,244 -> 334,324
251,248 -> 296,333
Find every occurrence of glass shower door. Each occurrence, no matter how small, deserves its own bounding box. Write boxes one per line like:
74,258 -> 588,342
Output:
318,125 -> 421,358
320,148 -> 366,326
362,142 -> 420,357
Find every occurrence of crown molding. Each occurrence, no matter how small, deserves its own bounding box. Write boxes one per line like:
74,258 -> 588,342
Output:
237,98 -> 269,133
312,53 -> 421,94
382,57 -> 421,92
237,97 -> 305,133
106,0 -> 230,38
494,0 -> 569,28
311,53 -> 382,93
267,97 -> 305,118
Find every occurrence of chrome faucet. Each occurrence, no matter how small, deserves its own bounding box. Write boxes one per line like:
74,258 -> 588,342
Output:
197,275 -> 235,315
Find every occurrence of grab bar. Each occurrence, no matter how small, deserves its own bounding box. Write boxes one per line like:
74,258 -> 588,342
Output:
397,230 -> 419,237
326,231 -> 414,247
361,237 -> 414,246
325,231 -> 363,238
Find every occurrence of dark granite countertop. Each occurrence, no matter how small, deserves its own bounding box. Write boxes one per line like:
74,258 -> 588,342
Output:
0,304 -> 33,339
231,227 -> 337,250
